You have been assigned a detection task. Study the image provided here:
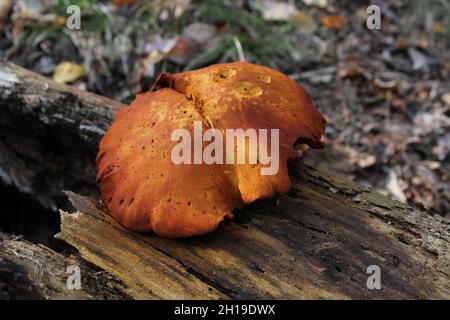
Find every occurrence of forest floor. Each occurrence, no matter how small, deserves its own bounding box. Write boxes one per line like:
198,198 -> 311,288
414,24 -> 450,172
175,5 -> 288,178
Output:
0,0 -> 449,216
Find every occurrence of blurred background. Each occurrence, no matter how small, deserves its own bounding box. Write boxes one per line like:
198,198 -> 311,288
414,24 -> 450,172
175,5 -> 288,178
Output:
0,0 -> 449,221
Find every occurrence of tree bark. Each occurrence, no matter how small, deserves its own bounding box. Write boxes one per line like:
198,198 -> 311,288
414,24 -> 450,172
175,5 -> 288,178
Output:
0,59 -> 120,209
0,60 -> 449,299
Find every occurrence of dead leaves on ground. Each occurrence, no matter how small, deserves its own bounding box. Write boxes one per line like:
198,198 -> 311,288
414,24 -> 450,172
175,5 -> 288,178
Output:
52,61 -> 84,83
320,15 -> 347,29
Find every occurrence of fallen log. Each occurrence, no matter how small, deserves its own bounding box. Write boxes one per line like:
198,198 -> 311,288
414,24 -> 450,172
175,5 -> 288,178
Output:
0,60 -> 449,299
0,60 -> 120,209
0,235 -> 130,299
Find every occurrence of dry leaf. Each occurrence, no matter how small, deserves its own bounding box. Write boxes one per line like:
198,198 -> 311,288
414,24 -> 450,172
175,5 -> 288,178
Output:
302,0 -> 328,8
408,47 -> 430,71
0,0 -> 12,32
355,8 -> 368,21
371,78 -> 399,94
441,92 -> 450,105
431,22 -> 446,33
53,16 -> 66,26
320,15 -> 347,29
391,97 -> 406,113
357,154 -> 376,169
153,0 -> 192,20
141,35 -> 179,77
255,0 -> 298,21
433,134 -> 450,161
52,62 -> 84,83
172,0 -> 192,18
338,64 -> 365,79
387,169 -> 407,203
413,111 -> 450,135
294,11 -> 318,34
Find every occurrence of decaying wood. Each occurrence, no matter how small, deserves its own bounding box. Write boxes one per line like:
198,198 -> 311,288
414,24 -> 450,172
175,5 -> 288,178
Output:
57,170 -> 450,299
0,236 -> 130,299
0,60 -> 449,299
0,59 -> 121,209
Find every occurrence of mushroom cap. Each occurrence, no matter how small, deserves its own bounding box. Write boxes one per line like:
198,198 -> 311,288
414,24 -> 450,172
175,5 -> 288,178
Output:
97,62 -> 326,238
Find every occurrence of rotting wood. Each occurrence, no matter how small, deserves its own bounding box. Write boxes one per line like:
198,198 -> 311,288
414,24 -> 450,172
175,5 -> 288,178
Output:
0,236 -> 130,299
0,59 -> 121,209
56,164 -> 450,299
0,60 -> 449,299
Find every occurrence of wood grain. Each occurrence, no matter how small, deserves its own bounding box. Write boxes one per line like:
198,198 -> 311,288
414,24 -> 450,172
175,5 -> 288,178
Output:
57,164 -> 450,299
0,236 -> 129,299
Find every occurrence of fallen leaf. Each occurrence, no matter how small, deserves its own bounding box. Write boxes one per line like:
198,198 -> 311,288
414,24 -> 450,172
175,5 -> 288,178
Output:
11,0 -> 56,36
408,47 -> 430,71
302,0 -> 329,8
320,15 -> 347,29
290,66 -> 336,84
141,35 -> 179,77
338,64 -> 365,79
416,163 -> 440,187
357,154 -> 376,169
441,92 -> 450,105
168,37 -> 192,57
355,8 -> 368,21
413,111 -> 450,135
53,16 -> 66,26
415,85 -> 430,100
390,97 -> 406,113
293,11 -> 318,34
173,0 -> 191,18
431,22 -> 446,33
52,62 -> 84,83
422,160 -> 441,171
12,0 -> 44,20
371,78 -> 399,94
255,0 -> 298,21
153,0 -> 192,20
386,169 -> 407,203
433,133 -> 450,161
145,35 -> 179,56
0,0 -> 12,32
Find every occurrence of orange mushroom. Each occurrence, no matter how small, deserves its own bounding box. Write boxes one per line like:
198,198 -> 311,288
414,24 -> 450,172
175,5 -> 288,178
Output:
96,62 -> 326,238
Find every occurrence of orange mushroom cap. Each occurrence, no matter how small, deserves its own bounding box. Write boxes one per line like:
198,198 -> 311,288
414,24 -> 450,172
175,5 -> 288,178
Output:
96,62 -> 326,238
